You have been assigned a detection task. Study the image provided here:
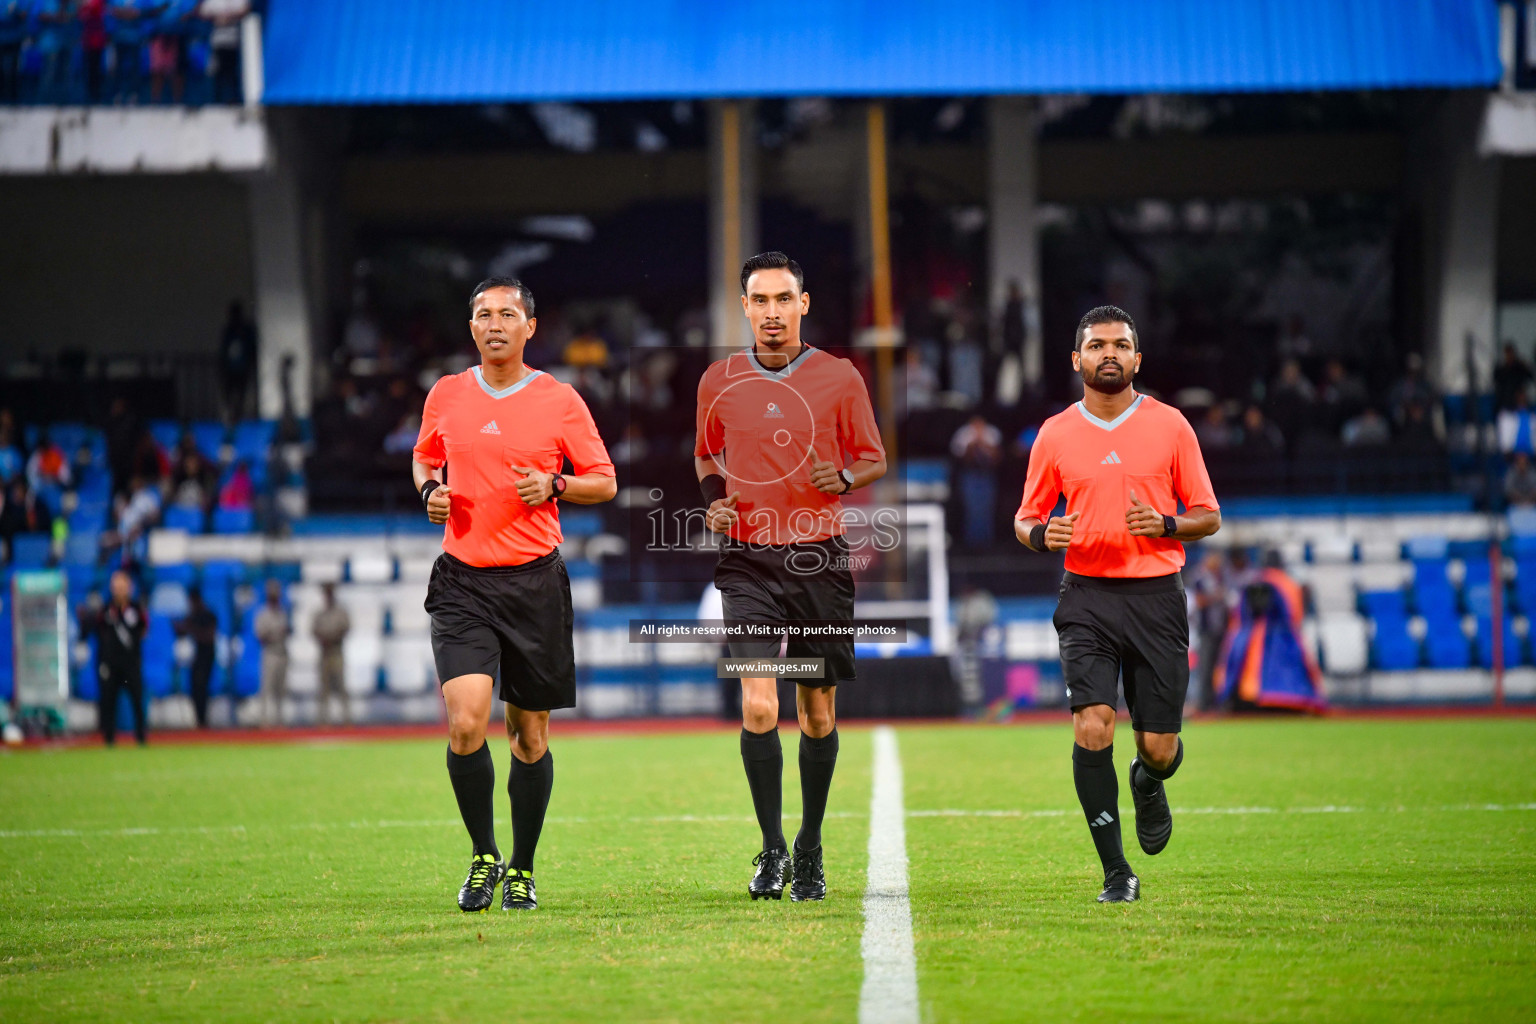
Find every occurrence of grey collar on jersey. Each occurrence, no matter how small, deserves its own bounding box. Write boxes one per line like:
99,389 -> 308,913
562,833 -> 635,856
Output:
472,365 -> 544,399
744,343 -> 815,381
1074,392 -> 1145,431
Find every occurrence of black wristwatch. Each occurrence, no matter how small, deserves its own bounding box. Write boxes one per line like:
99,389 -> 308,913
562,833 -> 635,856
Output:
839,468 -> 855,494
1162,514 -> 1177,538
551,473 -> 567,499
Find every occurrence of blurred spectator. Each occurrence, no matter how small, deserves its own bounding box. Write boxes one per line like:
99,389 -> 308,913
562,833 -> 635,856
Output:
311,582 -> 351,726
30,0 -> 70,103
1266,359 -> 1316,448
110,475 -> 161,559
84,570 -> 148,746
953,583 -> 997,713
1320,359 -> 1368,434
1506,453 -> 1536,509
1494,342 -> 1534,413
1276,314 -> 1313,359
1000,279 -> 1025,355
0,476 -> 53,557
950,414 -> 1002,547
1396,398 -> 1442,453
171,447 -> 217,513
25,430 -> 72,492
382,411 -> 421,456
563,326 -> 610,369
80,0 -> 108,102
219,300 -> 257,419
900,346 -> 939,412
148,0 -> 194,103
342,304 -> 382,361
946,320 -> 984,407
1236,405 -> 1285,456
0,2 -> 22,103
174,584 -> 219,729
109,0 -> 154,102
1196,404 -> 1237,450
105,397 -> 141,495
1189,549 -> 1232,712
218,460 -> 254,509
253,579 -> 289,727
1341,407 -> 1391,447
1387,353 -> 1436,427
1497,392 -> 1534,455
198,0 -> 246,103
0,407 -> 22,482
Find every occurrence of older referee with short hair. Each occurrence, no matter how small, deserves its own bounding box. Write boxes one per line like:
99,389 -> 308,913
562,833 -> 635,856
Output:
412,277 -> 616,913
1015,306 -> 1220,904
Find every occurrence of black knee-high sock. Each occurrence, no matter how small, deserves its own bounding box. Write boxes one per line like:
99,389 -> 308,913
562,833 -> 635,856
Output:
740,726 -> 785,851
447,741 -> 497,859
796,728 -> 839,851
1133,738 -> 1184,793
1073,743 -> 1131,878
507,749 -> 553,873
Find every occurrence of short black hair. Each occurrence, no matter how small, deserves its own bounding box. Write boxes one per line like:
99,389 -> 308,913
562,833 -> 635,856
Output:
469,276 -> 536,318
741,252 -> 804,294
1075,305 -> 1137,351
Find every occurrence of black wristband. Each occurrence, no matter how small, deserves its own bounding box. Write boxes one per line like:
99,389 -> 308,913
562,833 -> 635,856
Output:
1028,523 -> 1047,552
420,479 -> 440,508
700,473 -> 727,505
1162,514 -> 1177,538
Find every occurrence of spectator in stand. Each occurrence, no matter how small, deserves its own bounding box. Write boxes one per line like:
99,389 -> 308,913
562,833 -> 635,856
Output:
1236,405 -> 1285,457
1000,279 -> 1026,356
950,414 -> 1002,547
1387,353 -> 1436,428
1505,453 -> 1536,509
0,408 -> 23,483
1494,342 -> 1534,413
1196,404 -> 1237,450
311,582 -> 351,726
1188,549 -> 1231,712
148,0 -> 193,102
108,0 -> 153,103
900,346 -> 939,412
84,570 -> 148,746
109,475 -> 161,563
219,299 -> 257,419
29,0 -> 70,103
1341,406 -> 1391,447
175,584 -> 220,729
1396,398 -> 1443,453
0,476 -> 53,559
199,0 -> 245,102
218,459 -> 254,510
25,430 -> 72,493
253,579 -> 289,728
1266,359 -> 1316,450
79,0 -> 108,102
171,447 -> 217,515
1320,359 -> 1368,436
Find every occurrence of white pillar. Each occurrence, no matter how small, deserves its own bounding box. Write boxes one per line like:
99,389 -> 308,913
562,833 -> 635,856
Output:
987,97 -> 1042,383
248,113 -> 312,418
708,100 -> 758,352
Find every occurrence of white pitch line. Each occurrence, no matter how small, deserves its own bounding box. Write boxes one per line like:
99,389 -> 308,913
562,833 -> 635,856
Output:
859,726 -> 920,1024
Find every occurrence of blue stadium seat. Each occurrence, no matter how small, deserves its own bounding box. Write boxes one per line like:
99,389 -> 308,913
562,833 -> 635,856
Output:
70,501 -> 111,533
9,533 -> 52,567
1361,591 -> 1418,670
74,637 -> 99,701
1423,621 -> 1472,669
1476,616 -> 1523,668
162,505 -> 206,534
148,419 -> 182,456
65,564 -> 99,601
151,562 -> 198,587
192,421 -> 229,462
1411,558 -> 1459,619
212,508 -> 256,534
232,420 -> 277,464
62,532 -> 100,567
76,471 -> 112,505
0,593 -> 12,702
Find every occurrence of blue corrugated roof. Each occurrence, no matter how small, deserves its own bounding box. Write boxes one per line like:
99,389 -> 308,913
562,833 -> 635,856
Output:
263,1 -> 1501,105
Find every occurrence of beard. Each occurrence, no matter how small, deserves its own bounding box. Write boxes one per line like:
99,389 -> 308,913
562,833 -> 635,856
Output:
1081,362 -> 1133,395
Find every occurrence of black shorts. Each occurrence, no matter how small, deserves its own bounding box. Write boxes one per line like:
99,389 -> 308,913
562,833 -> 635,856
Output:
1052,571 -> 1189,734
715,534 -> 856,685
425,549 -> 576,712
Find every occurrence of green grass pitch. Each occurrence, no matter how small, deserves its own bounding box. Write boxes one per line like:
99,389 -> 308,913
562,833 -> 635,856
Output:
1,718 -> 1532,1022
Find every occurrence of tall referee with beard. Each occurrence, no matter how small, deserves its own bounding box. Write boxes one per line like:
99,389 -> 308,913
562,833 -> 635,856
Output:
1015,306 -> 1220,903
412,277 -> 616,912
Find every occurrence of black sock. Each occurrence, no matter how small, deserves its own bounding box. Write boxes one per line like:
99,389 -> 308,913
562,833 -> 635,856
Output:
1073,743 -> 1131,879
740,726 -> 785,851
1134,738 -> 1184,793
507,749 -> 554,873
446,741 -> 497,859
795,728 -> 839,851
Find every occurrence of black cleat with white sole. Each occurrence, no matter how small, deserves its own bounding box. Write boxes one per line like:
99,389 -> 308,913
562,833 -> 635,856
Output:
1129,757 -> 1173,855
501,868 -> 537,910
748,847 -> 792,900
458,853 -> 505,913
1097,870 -> 1140,903
789,844 -> 826,902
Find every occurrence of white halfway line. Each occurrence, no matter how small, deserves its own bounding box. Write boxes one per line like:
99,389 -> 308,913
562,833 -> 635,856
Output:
859,725 -> 920,1024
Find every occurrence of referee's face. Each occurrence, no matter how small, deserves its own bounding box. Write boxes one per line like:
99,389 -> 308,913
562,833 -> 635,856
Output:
742,268 -> 809,352
469,287 -> 536,366
1072,322 -> 1140,395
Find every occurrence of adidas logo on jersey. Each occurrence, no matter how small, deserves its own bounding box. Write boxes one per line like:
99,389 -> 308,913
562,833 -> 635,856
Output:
480,420 -> 501,435
1089,811 -> 1115,828
764,402 -> 785,419
1100,450 -> 1121,464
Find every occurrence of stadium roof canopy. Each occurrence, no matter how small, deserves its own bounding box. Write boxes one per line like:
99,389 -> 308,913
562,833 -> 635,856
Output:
262,0 -> 1501,105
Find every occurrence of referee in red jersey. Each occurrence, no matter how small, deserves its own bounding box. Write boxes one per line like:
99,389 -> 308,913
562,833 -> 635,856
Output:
1015,306 -> 1220,903
412,277 -> 616,913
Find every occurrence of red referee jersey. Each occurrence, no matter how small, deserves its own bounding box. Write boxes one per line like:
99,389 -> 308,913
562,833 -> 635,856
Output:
414,366 -> 615,567
695,345 -> 884,546
1016,393 -> 1218,578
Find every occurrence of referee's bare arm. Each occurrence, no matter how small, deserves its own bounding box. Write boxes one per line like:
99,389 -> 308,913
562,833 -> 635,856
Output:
696,454 -> 739,534
1126,496 -> 1221,541
1014,511 -> 1081,552
413,458 -> 452,525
